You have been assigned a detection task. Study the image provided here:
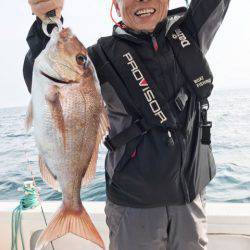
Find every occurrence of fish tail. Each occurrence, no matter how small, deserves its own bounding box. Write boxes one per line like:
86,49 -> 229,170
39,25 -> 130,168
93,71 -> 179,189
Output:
35,205 -> 105,250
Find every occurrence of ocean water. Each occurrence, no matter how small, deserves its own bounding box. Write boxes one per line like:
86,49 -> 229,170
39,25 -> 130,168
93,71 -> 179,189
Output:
0,88 -> 249,203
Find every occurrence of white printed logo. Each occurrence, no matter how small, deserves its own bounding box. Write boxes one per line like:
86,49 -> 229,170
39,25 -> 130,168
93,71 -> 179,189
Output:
172,28 -> 191,48
194,76 -> 212,88
123,52 -> 167,124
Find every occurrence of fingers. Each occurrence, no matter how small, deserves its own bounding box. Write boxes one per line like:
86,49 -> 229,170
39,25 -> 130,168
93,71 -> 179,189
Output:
28,0 -> 64,21
31,1 -> 57,16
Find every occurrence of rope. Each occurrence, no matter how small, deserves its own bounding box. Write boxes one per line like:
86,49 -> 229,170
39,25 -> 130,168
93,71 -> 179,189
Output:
24,161 -> 56,250
10,122 -> 56,250
11,182 -> 39,250
22,139 -> 56,250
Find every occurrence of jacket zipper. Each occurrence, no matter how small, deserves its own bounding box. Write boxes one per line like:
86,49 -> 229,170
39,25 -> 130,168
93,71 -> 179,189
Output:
176,130 -> 190,202
150,34 -> 171,100
150,34 -> 177,100
151,35 -> 159,52
150,34 -> 189,202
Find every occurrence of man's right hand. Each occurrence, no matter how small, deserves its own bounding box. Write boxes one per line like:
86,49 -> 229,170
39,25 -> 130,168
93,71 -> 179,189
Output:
28,0 -> 64,21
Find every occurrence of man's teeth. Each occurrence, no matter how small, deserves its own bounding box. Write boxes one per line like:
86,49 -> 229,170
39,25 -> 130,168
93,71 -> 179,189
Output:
135,8 -> 156,17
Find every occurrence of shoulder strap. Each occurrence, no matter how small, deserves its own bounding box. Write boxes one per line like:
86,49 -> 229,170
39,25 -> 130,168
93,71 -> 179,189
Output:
88,42 -> 140,119
166,19 -> 214,99
166,18 -> 213,145
98,37 -> 177,130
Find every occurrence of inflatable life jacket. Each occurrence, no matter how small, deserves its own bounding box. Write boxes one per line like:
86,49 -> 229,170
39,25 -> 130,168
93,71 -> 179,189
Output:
93,17 -> 213,151
88,11 -> 216,206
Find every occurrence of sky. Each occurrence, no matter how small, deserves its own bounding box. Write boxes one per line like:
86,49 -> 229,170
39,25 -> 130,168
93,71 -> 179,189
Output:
0,0 -> 249,108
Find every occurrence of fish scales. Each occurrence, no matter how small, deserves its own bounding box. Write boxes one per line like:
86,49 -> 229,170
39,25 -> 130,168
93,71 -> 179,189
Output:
27,27 -> 108,250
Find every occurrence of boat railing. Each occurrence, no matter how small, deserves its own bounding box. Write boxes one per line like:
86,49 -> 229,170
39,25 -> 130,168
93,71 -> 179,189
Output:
0,201 -> 250,250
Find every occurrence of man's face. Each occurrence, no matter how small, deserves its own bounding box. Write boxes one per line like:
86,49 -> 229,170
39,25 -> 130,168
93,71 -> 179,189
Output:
114,0 -> 170,32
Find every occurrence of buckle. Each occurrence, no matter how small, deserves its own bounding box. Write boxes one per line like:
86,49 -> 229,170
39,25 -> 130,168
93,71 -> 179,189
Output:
104,136 -> 115,151
201,121 -> 212,145
175,88 -> 189,112
201,99 -> 209,111
175,98 -> 185,111
135,119 -> 148,135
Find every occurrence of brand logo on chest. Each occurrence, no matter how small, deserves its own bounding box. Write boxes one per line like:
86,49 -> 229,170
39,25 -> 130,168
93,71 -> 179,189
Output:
123,52 -> 167,124
172,28 -> 191,48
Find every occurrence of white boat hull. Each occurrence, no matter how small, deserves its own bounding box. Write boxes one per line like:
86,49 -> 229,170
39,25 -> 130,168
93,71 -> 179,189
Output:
0,202 -> 249,250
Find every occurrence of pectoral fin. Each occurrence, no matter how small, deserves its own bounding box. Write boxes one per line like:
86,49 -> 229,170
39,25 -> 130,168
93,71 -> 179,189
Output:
45,85 -> 66,147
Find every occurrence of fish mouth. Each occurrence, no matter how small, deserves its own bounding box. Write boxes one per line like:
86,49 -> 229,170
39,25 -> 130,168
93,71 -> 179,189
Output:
40,71 -> 73,84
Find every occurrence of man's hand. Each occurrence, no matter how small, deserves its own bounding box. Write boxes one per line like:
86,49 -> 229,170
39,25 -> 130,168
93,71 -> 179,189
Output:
28,0 -> 64,21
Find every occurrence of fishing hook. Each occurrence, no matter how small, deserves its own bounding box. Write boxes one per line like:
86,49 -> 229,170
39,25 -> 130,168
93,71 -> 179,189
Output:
42,10 -> 63,37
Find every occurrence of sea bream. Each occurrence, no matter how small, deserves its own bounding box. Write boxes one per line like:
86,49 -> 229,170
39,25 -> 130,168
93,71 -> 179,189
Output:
26,27 -> 109,250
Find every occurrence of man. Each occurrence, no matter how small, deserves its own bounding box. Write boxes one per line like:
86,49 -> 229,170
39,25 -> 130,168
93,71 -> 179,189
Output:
24,0 -> 231,249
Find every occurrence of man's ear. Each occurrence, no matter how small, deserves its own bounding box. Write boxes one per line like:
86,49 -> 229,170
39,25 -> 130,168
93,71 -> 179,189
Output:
113,0 -> 121,17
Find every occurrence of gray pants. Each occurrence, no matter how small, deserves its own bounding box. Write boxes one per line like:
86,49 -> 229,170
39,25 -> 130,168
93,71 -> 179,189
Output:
105,194 -> 207,250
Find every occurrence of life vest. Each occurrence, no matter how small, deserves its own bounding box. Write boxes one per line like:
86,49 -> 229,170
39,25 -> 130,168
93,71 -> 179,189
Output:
88,12 -> 216,206
92,16 -> 213,151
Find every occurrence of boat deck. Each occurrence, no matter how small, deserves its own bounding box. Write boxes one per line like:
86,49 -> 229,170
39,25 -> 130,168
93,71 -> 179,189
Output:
0,202 -> 250,250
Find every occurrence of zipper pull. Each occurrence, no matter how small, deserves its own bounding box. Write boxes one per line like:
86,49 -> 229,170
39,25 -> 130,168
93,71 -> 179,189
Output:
151,35 -> 159,51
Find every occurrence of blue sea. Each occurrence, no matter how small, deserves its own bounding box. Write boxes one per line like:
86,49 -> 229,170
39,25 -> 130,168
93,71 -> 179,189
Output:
0,88 -> 249,203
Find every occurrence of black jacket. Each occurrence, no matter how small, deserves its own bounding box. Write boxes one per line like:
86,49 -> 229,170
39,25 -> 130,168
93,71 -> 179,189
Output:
23,0 -> 231,207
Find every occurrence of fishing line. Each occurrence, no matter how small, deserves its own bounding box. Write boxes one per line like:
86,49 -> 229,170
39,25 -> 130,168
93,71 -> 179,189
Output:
24,154 -> 55,250
22,134 -> 56,250
11,128 -> 56,250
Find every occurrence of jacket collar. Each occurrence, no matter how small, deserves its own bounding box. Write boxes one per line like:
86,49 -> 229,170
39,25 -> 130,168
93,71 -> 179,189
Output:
112,19 -> 168,44
112,7 -> 187,44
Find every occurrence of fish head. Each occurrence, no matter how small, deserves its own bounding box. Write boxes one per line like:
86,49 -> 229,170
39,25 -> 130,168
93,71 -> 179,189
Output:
45,28 -> 93,83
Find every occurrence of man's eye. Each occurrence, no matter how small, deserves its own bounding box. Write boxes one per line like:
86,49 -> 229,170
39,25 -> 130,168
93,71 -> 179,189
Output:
76,54 -> 88,67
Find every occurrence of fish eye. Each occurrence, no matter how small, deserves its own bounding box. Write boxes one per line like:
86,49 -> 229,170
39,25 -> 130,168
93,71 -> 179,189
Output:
76,54 -> 88,67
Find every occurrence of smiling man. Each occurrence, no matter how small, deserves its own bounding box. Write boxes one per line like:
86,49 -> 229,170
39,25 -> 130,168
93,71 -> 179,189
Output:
24,0 -> 231,249
113,0 -> 169,32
